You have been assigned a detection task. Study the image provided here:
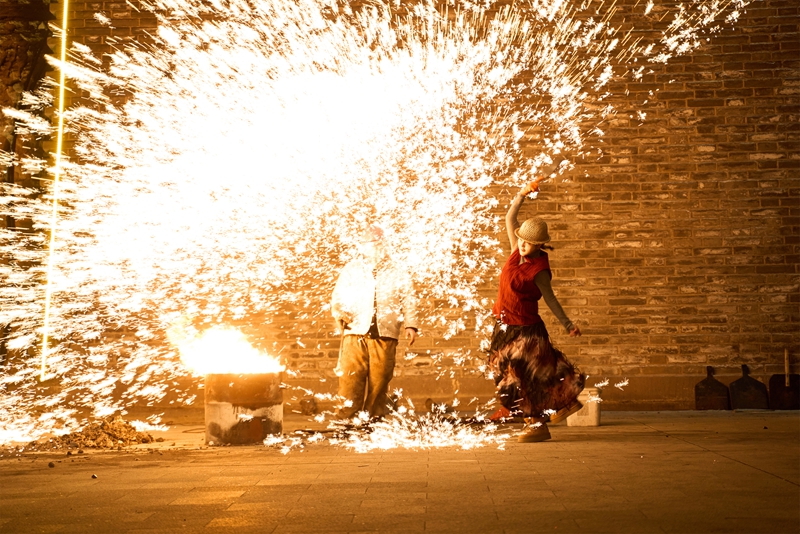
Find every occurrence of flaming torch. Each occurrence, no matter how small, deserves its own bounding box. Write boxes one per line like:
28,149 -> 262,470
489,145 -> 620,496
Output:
174,326 -> 285,445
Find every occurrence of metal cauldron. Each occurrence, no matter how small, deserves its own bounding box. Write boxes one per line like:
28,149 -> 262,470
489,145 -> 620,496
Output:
204,373 -> 283,445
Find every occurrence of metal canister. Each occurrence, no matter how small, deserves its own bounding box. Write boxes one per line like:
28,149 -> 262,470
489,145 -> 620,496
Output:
204,373 -> 283,445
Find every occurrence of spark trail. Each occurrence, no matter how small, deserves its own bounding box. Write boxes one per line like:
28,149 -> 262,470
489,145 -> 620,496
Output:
0,0 -> 748,444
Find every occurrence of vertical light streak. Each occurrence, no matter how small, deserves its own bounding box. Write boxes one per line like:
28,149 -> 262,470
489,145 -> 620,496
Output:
39,0 -> 70,382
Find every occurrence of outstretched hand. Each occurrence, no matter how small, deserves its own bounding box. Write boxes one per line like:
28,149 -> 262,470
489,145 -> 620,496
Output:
405,327 -> 417,346
569,326 -> 582,337
521,176 -> 545,197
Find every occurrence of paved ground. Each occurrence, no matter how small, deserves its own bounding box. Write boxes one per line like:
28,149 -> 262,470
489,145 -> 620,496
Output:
1,411 -> 798,534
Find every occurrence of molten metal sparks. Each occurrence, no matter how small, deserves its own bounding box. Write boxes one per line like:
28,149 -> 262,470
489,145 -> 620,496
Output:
587,392 -> 603,404
266,403 -> 511,454
594,378 -> 610,388
0,0 -> 749,444
333,412 -> 508,453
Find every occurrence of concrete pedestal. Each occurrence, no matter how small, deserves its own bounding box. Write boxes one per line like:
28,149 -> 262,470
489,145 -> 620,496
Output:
567,387 -> 601,427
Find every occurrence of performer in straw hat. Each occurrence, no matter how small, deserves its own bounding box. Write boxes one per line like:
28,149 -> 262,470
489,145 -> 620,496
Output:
488,179 -> 585,442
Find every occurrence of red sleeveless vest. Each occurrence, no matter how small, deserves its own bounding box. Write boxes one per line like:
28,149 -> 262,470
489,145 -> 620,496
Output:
491,249 -> 551,325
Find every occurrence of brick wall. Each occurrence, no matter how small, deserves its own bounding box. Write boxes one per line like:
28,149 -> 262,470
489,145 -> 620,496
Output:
0,1 -> 51,151
532,0 -> 800,408
286,0 -> 800,410
8,0 -> 799,410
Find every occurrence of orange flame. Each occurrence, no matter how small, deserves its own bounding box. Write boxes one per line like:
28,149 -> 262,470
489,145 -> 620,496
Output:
173,326 -> 284,375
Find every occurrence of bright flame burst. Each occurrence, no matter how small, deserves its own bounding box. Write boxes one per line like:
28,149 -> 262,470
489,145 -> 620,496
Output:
1,0 -> 748,444
170,325 -> 284,375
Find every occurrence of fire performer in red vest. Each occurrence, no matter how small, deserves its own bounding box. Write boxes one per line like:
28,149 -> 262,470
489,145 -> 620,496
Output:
489,180 -> 585,442
331,225 -> 419,419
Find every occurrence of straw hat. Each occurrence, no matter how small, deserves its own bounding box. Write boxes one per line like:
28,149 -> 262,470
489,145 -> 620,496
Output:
361,224 -> 385,243
514,217 -> 551,244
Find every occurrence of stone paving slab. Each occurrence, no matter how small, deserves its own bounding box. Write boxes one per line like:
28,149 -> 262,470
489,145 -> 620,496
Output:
1,411 -> 798,533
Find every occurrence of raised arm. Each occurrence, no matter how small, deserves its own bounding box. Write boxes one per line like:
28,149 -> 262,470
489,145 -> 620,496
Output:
506,192 -> 525,253
506,179 -> 543,253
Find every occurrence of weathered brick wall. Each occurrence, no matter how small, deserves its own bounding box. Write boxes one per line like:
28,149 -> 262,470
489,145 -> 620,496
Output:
286,0 -> 800,410
0,1 -> 52,151
1,0 -> 52,211
542,0 -> 800,408
1,2 -> 51,364
14,0 -> 799,410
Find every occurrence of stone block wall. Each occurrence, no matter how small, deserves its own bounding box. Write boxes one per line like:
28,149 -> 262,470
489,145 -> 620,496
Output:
4,0 -> 798,410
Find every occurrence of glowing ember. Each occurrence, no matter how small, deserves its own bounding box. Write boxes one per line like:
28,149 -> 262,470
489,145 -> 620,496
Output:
333,411 -> 508,453
265,404 -> 512,455
171,326 -> 284,375
0,0 -> 749,444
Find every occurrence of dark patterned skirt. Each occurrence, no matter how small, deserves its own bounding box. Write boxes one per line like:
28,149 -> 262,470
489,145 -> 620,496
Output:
488,320 -> 585,419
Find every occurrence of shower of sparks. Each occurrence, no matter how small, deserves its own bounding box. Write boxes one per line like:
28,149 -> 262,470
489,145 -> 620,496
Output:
337,413 -> 508,452
0,0 -> 749,444
266,401 -> 511,454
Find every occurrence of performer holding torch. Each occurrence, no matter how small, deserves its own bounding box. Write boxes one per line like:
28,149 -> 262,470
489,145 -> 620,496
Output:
488,178 -> 585,442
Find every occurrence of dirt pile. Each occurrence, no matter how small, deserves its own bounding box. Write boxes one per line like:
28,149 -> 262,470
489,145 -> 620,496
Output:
27,416 -> 157,451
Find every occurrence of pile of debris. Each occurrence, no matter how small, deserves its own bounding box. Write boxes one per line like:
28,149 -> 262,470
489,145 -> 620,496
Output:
26,416 -> 157,451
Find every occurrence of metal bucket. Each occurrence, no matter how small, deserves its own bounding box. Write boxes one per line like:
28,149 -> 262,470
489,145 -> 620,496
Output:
204,373 -> 283,445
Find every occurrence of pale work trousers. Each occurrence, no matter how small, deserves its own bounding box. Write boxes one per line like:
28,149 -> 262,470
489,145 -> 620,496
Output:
337,335 -> 398,418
